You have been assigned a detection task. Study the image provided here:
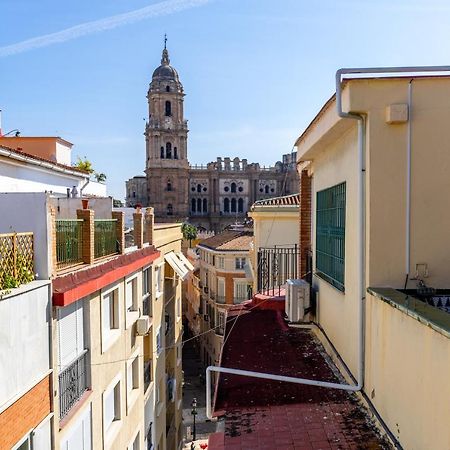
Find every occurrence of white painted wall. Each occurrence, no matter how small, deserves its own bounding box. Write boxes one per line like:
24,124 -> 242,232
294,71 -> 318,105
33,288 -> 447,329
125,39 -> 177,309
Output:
0,192 -> 52,279
83,180 -> 107,197
0,281 -> 51,410
55,142 -> 72,166
50,197 -> 112,219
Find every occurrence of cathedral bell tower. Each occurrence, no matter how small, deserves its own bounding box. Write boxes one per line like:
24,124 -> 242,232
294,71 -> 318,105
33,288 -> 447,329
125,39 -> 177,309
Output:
145,39 -> 189,220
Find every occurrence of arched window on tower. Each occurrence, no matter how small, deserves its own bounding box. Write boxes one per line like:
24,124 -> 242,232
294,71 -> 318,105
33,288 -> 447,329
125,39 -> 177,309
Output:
167,204 -> 173,216
166,85 -> 170,92
197,184 -> 202,193
166,142 -> 172,159
167,180 -> 172,191
231,198 -> 237,213
231,182 -> 237,193
160,146 -> 165,159
191,199 -> 196,213
238,198 -> 244,213
197,198 -> 202,213
165,101 -> 172,116
203,198 -> 208,213
174,147 -> 178,159
265,185 -> 269,194
224,198 -> 230,213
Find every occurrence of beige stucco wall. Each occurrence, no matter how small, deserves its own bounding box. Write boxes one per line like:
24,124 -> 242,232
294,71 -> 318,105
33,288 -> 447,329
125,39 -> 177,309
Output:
365,292 -> 450,450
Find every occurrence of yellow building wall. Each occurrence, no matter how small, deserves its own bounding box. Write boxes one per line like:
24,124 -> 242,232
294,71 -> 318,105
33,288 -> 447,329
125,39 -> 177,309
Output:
365,292 -> 450,450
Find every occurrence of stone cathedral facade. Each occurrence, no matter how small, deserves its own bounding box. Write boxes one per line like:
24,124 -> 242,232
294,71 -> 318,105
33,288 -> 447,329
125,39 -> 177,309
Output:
126,45 -> 298,232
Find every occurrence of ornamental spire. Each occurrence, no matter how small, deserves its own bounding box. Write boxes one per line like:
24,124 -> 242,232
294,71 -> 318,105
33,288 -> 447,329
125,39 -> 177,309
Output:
161,34 -> 170,65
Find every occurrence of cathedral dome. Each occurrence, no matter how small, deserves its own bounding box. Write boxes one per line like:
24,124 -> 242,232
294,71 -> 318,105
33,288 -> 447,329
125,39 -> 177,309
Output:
152,47 -> 180,82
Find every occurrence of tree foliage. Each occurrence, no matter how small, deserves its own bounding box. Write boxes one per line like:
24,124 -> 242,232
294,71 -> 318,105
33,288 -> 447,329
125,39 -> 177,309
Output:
74,156 -> 94,174
181,223 -> 198,247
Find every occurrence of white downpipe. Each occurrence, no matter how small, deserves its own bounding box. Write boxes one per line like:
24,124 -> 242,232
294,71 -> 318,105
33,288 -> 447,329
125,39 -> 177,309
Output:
406,80 -> 413,279
205,65 -> 450,421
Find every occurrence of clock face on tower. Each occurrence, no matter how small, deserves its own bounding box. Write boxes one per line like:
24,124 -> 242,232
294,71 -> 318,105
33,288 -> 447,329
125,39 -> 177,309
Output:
164,117 -> 172,129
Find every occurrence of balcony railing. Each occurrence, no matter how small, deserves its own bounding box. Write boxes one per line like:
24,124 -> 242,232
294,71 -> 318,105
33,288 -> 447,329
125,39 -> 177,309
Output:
56,219 -> 83,269
0,232 -> 34,290
94,219 -> 118,259
144,359 -> 152,392
257,245 -> 300,296
59,350 -> 89,419
216,295 -> 226,304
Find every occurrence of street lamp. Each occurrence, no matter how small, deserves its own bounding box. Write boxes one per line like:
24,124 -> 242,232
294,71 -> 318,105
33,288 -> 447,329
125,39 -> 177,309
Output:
191,397 -> 198,445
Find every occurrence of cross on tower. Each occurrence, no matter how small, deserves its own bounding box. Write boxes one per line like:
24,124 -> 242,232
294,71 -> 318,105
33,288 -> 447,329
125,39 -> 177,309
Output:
164,33 -> 167,49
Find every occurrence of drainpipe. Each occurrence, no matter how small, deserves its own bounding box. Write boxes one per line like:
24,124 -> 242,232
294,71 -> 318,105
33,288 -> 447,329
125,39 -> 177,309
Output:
406,80 -> 413,283
206,65 -> 450,423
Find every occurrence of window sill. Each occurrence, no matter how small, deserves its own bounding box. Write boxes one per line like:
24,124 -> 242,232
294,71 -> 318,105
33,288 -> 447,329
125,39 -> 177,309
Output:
104,419 -> 122,449
127,388 -> 140,414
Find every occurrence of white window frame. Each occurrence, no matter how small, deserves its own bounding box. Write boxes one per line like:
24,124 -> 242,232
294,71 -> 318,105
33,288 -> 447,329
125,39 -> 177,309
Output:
234,280 -> 249,302
176,295 -> 181,322
156,326 -> 162,356
127,349 -> 140,412
12,431 -> 32,450
155,377 -> 164,416
125,273 -> 139,328
103,373 -> 122,443
217,256 -> 225,269
143,266 -> 152,298
127,428 -> 141,450
101,286 -> 121,353
235,257 -> 246,270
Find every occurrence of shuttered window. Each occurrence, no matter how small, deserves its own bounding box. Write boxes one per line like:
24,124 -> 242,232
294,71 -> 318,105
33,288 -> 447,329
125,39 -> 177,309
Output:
126,278 -> 137,312
234,282 -> 249,303
58,300 -> 85,368
316,182 -> 346,291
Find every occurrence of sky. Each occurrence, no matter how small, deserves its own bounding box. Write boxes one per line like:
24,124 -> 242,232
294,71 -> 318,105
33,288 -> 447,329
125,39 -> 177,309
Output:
1,0 -> 450,200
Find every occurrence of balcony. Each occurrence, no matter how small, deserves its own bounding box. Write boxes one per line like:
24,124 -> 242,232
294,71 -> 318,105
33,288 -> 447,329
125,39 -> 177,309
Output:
59,350 -> 89,419
94,219 -> 118,259
216,295 -> 226,304
0,232 -> 34,290
56,220 -> 83,269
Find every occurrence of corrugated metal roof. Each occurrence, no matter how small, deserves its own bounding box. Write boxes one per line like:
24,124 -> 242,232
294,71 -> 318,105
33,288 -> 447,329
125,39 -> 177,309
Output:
251,193 -> 300,208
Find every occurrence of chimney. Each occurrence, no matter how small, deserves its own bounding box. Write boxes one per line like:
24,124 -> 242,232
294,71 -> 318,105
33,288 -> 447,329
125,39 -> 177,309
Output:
144,207 -> 155,245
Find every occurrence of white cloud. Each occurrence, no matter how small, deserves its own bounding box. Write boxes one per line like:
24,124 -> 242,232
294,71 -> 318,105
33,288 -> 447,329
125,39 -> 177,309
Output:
0,0 -> 211,57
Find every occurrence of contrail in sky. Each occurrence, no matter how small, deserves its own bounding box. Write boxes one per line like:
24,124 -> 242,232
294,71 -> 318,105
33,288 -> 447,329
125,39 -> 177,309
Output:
0,0 -> 211,57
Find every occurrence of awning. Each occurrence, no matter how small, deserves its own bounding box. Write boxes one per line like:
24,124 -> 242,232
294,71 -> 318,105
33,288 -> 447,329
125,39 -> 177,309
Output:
177,252 -> 195,271
164,252 -> 190,280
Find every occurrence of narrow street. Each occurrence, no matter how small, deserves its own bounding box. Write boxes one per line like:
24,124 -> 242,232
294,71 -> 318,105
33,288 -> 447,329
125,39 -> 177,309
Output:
182,327 -> 218,449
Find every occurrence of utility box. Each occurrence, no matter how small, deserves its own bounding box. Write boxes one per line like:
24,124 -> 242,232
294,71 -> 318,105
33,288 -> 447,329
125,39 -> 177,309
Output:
285,279 -> 310,322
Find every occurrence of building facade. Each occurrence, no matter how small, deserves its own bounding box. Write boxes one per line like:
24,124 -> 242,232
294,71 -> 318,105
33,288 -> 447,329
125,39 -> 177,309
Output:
125,46 -> 298,232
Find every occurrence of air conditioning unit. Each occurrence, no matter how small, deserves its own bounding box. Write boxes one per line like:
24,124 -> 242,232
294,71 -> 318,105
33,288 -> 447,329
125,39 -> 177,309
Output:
136,315 -> 151,336
285,279 -> 310,323
204,286 -> 209,294
203,314 -> 209,322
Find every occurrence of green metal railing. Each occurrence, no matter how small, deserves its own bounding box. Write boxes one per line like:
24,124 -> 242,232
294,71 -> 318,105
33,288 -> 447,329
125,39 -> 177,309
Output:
56,220 -> 83,269
94,219 -> 118,259
316,182 -> 346,291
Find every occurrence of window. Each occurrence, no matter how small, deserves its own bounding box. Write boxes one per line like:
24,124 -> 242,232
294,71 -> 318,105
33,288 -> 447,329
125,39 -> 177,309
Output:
191,198 -> 196,213
203,198 -> 207,213
12,435 -> 31,450
235,257 -> 246,270
197,184 -> 202,193
231,182 -> 237,193
165,142 -> 172,159
128,432 -> 140,450
126,277 -> 138,313
160,147 -> 164,159
234,281 -> 250,303
155,265 -> 163,297
217,257 -> 224,269
167,204 -> 173,216
238,198 -> 244,213
176,296 -> 181,321
103,377 -> 121,434
316,182 -> 346,291
132,191 -> 136,198
174,147 -> 178,159
127,354 -> 140,405
217,311 -> 225,336
143,267 -> 151,297
224,198 -> 230,213
265,185 -> 269,194
231,198 -> 236,213
197,198 -> 202,213
167,182 -> 172,191
165,101 -> 171,116
102,288 -> 120,352
156,327 -> 162,355
166,85 -> 170,92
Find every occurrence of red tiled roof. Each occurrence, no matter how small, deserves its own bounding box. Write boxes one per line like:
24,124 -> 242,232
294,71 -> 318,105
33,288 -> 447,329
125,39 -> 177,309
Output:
252,193 -> 300,208
198,231 -> 252,252
0,144 -> 89,175
209,301 -> 390,449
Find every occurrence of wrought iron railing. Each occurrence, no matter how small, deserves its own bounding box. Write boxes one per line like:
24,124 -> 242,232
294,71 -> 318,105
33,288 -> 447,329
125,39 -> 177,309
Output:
257,245 -> 300,296
56,219 -> 84,269
144,359 -> 152,392
0,232 -> 34,290
94,219 -> 118,259
59,350 -> 89,419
